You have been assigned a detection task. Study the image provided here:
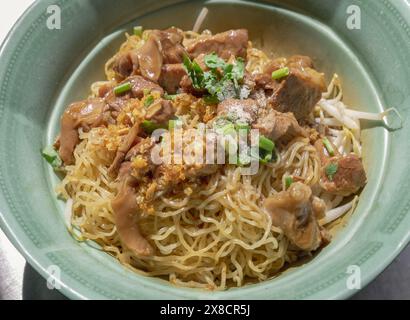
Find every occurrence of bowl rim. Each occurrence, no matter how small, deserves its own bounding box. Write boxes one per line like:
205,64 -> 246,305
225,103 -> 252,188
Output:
0,0 -> 409,300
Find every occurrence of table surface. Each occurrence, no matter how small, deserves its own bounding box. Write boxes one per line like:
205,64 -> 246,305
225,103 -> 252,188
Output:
0,0 -> 409,300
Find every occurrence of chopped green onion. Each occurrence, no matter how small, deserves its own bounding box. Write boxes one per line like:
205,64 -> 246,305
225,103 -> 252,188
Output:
259,136 -> 275,153
214,119 -> 232,131
285,176 -> 293,189
114,82 -> 132,95
259,150 -> 273,164
168,119 -> 182,130
222,123 -> 236,136
235,122 -> 250,132
251,147 -> 275,164
133,26 -> 143,37
203,95 -> 219,105
141,120 -> 165,134
144,95 -> 155,107
271,67 -> 290,80
325,163 -> 338,181
323,137 -> 335,156
164,93 -> 178,100
237,152 -> 252,167
41,145 -> 62,169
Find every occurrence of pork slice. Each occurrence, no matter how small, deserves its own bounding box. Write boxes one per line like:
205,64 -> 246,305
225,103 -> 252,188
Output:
113,27 -> 184,81
112,37 -> 163,82
263,57 -> 288,75
253,109 -> 307,143
270,67 -> 326,121
145,99 -> 175,124
263,56 -> 313,76
137,36 -> 163,82
111,162 -> 153,256
108,121 -> 141,176
113,54 -> 132,79
158,63 -> 187,94
287,55 -> 314,69
152,27 -> 187,64
129,75 -> 164,99
315,139 -> 367,196
252,73 -> 281,92
186,29 -> 249,60
59,98 -> 106,165
264,182 -> 326,251
322,155 -> 366,196
249,54 -> 325,121
217,98 -> 259,124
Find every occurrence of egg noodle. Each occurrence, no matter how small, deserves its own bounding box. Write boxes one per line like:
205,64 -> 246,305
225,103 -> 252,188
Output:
55,27 -> 392,290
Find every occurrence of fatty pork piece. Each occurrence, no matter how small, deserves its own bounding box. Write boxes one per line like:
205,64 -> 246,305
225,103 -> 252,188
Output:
103,75 -> 168,124
108,120 -> 142,176
158,63 -> 187,94
129,75 -> 164,98
109,98 -> 175,176
59,77 -> 163,167
216,98 -> 307,144
152,27 -> 187,64
113,27 -> 186,82
103,76 -> 164,114
255,55 -> 326,121
253,109 -> 307,144
216,98 -> 259,124
111,162 -> 154,256
113,36 -> 162,82
315,139 -> 366,196
271,67 -> 326,121
264,182 -> 327,251
144,98 -> 175,124
59,98 -> 109,165
186,29 -> 249,60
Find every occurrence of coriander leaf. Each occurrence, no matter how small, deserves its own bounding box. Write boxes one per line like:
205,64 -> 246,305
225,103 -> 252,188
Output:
182,53 -> 193,71
203,70 -> 218,94
231,58 -> 245,94
204,53 -> 226,69
183,54 -> 204,89
191,62 -> 204,89
223,63 -> 234,77
217,80 -> 237,101
232,58 -> 245,80
239,85 -> 251,99
325,163 -> 338,181
184,52 -> 246,103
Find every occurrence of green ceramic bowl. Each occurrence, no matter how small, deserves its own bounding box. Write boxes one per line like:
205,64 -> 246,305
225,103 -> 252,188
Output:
0,0 -> 409,300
